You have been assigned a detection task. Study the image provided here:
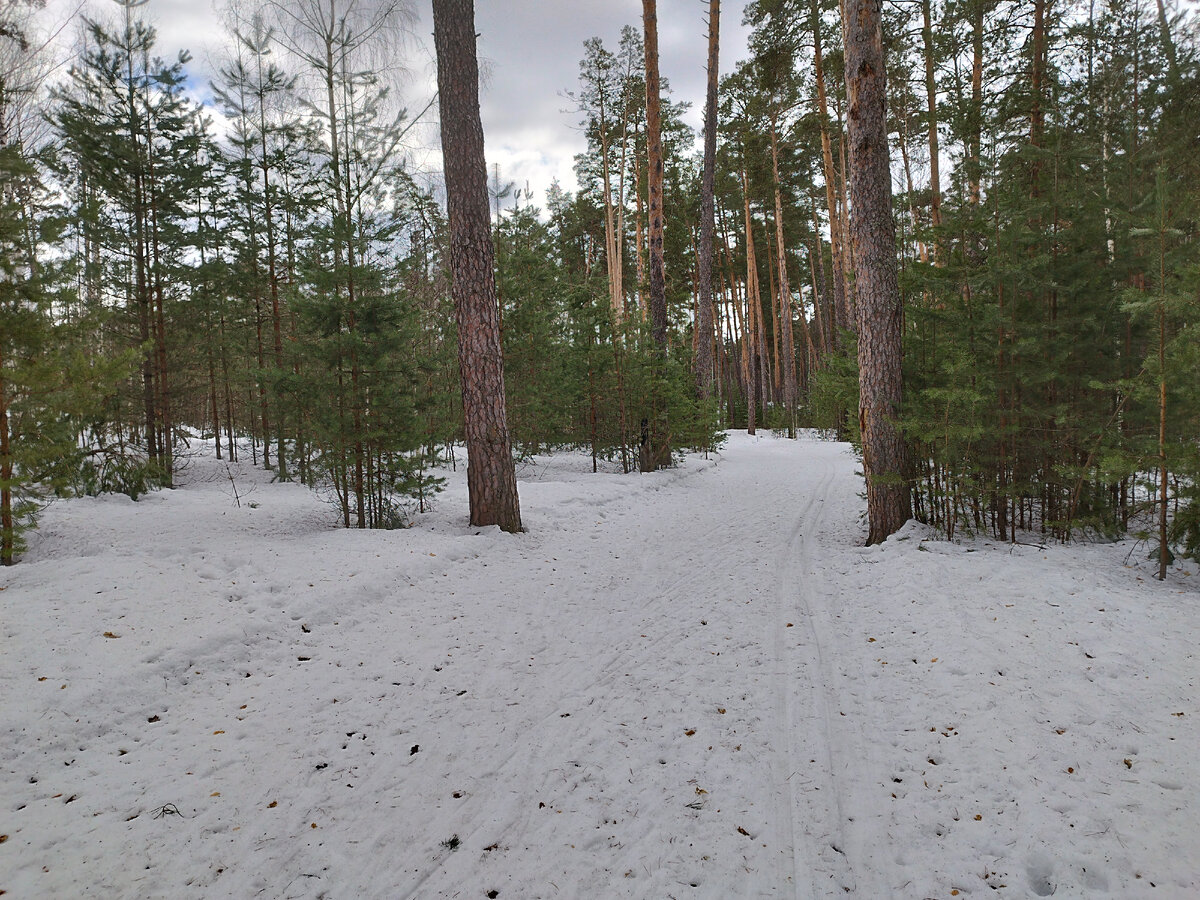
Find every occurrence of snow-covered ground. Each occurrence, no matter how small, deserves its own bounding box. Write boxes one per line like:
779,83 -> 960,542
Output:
2,432 -> 1197,899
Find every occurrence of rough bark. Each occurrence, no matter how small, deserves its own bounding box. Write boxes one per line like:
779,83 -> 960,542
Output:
433,0 -> 523,532
844,0 -> 912,544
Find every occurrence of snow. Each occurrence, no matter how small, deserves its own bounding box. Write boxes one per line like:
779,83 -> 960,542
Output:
2,431 -> 1197,899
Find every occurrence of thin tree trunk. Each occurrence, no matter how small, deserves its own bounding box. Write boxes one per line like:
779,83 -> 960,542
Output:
633,127 -> 646,312
597,73 -> 622,325
1157,198 -> 1169,580
898,103 -> 927,264
1154,0 -> 1178,82
1031,0 -> 1047,178
922,0 -> 942,261
834,91 -> 854,317
146,162 -> 173,483
695,0 -> 720,400
741,168 -> 759,435
968,0 -> 984,207
769,113 -> 799,435
220,308 -> 236,461
0,355 -> 13,565
258,59 -> 287,480
810,198 -> 832,356
811,0 -> 852,339
641,0 -> 670,470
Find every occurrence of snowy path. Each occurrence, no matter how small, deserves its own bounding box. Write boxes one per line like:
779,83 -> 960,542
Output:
2,432 -> 1198,899
393,435 -> 864,898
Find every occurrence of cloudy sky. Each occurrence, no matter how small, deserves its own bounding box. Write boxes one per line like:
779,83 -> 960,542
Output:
47,0 -> 753,208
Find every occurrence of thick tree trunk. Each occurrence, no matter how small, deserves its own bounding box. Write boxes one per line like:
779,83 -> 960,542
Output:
695,0 -> 720,400
844,0 -> 912,544
433,0 -> 522,533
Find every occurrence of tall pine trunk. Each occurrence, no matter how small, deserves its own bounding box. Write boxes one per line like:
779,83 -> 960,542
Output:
844,0 -> 912,543
433,0 -> 522,533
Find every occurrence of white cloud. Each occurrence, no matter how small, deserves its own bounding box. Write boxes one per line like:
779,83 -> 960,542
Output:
42,0 -> 752,211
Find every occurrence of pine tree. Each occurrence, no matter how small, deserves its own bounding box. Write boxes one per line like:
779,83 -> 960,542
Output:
53,1 -> 203,484
844,0 -> 912,543
1,9 -> 134,562
433,0 -> 522,533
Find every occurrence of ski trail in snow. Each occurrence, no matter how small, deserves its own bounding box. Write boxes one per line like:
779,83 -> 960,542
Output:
782,442 -> 891,899
792,455 -> 857,897
393,462 -> 740,898
770,449 -> 853,898
395,441 -> 870,899
9,435 -> 1199,899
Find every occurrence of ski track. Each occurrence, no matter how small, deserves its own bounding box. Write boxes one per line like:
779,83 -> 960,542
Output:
3,433 -> 1198,899
399,438 -> 854,899
776,453 -> 844,899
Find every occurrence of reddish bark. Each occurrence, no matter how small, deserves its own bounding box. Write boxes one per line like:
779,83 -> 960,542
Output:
433,0 -> 522,533
844,0 -> 912,543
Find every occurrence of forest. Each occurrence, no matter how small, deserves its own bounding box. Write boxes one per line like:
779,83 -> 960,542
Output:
1,0 -> 1198,567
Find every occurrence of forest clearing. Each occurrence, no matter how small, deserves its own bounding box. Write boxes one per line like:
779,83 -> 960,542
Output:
2,432 -> 1197,898
2,0 -> 1199,894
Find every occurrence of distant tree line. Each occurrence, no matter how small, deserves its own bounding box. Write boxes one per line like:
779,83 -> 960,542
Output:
1,0 -> 1197,573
